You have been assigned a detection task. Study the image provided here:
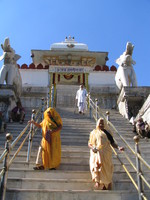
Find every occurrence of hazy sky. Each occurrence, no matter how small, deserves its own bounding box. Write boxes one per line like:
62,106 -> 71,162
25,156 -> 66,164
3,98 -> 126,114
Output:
0,0 -> 150,86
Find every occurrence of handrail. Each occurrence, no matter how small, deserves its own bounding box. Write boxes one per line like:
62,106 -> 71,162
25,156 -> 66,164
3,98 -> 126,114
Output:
0,150 -> 8,163
107,114 -> 150,171
111,146 -> 139,191
0,133 -> 12,200
26,97 -> 48,163
89,95 -> 150,169
0,97 -> 48,200
9,130 -> 31,167
11,124 -> 30,149
87,95 -> 149,200
50,84 -> 54,107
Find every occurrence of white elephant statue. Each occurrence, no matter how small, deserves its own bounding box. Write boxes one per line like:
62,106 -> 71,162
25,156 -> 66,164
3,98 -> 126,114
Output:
115,42 -> 137,90
0,38 -> 22,97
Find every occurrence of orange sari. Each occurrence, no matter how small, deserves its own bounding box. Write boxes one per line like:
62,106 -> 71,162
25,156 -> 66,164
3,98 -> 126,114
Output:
40,107 -> 62,169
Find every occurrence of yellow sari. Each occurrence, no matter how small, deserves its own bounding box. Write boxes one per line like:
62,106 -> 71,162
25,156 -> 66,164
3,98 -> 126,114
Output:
40,107 -> 62,169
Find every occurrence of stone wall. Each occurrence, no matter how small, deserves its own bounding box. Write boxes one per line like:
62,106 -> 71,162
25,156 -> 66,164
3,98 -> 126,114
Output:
0,84 -> 18,122
117,86 -> 150,121
89,86 -> 118,109
135,94 -> 150,125
20,86 -> 49,108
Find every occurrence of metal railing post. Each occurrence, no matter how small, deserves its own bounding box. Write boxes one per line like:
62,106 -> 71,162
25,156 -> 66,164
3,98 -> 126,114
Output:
95,98 -> 98,123
51,84 -> 54,108
26,109 -> 36,163
0,133 -> 12,200
47,93 -> 50,108
88,93 -> 92,119
133,136 -> 144,200
41,98 -> 44,120
106,111 -> 110,121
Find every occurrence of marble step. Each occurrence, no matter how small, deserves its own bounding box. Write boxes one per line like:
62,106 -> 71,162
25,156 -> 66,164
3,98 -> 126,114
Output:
5,189 -> 143,200
1,161 -> 148,172
1,149 -> 150,160
7,168 -> 150,180
6,177 -> 150,191
0,154 -> 137,165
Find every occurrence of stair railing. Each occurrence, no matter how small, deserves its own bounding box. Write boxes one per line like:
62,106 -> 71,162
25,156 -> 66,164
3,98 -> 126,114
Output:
0,119 -> 32,200
0,133 -> 12,200
0,97 -> 48,200
88,93 -> 98,124
26,97 -> 47,163
106,112 -> 150,200
87,95 -> 150,200
50,84 -> 54,107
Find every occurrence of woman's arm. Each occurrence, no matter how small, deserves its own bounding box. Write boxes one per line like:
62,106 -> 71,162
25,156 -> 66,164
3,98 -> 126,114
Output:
88,143 -> 93,149
50,125 -> 62,134
88,143 -> 98,153
111,142 -> 124,151
88,131 -> 99,153
28,120 -> 41,128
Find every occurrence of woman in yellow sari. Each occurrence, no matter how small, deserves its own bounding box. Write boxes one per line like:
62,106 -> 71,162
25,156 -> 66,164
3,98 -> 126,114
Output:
88,118 -> 124,190
29,107 -> 62,170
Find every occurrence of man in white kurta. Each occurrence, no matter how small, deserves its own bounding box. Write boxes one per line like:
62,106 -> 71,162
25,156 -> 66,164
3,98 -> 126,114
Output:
76,85 -> 87,114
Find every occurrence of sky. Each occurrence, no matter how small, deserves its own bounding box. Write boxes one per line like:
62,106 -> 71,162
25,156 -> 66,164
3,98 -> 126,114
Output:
0,0 -> 150,86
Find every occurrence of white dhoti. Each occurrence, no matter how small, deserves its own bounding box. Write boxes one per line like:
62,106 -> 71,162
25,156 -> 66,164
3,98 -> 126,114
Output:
76,88 -> 87,114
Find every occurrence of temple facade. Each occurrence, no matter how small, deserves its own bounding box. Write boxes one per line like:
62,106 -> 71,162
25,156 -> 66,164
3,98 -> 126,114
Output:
0,36 -> 150,126
20,36 -> 118,108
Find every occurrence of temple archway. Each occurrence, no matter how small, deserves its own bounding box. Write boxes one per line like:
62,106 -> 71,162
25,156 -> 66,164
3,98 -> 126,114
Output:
49,71 -> 89,107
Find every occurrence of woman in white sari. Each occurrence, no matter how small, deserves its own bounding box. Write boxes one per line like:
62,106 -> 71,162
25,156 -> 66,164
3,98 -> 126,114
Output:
88,118 -> 124,189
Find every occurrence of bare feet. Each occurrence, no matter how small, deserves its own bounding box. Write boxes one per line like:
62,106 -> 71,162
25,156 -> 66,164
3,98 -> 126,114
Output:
94,182 -> 100,189
102,185 -> 107,190
107,182 -> 112,190
33,165 -> 44,170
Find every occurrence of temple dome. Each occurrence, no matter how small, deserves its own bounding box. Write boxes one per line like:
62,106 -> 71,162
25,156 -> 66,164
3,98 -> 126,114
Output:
50,36 -> 88,51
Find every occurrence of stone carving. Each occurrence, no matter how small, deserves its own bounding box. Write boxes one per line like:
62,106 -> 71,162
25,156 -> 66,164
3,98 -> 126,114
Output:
115,42 -> 137,90
0,38 -> 22,97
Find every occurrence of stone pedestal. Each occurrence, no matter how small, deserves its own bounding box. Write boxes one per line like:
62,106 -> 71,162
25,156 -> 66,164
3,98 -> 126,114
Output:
117,86 -> 150,120
0,84 -> 18,122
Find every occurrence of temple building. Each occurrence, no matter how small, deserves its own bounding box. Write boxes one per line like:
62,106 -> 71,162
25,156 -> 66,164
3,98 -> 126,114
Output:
0,36 -> 149,126
0,37 -> 150,200
20,36 -> 118,108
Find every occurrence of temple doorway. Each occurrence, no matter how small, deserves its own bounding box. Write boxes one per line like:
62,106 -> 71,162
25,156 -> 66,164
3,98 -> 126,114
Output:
56,84 -> 79,107
49,72 -> 89,107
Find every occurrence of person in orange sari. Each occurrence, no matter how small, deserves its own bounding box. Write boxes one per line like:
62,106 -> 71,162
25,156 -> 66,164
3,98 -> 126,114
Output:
29,107 -> 62,170
88,118 -> 124,190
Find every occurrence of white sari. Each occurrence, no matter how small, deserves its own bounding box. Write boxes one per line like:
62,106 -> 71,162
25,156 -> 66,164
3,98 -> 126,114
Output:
89,129 -> 114,188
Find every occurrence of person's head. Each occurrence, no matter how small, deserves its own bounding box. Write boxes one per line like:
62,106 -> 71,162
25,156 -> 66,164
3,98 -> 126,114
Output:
16,101 -> 22,108
80,84 -> 83,90
138,118 -> 143,123
96,118 -> 105,130
47,110 -> 52,118
44,107 -> 54,120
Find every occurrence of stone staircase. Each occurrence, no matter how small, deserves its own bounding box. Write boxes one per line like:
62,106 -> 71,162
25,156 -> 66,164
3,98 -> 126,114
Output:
56,85 -> 79,107
0,107 -> 150,200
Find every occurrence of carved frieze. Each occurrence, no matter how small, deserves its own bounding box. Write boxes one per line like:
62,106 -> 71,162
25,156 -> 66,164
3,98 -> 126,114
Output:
43,55 -> 96,67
